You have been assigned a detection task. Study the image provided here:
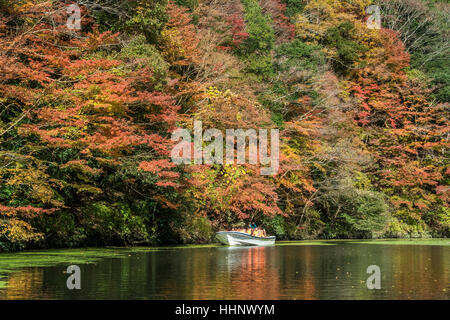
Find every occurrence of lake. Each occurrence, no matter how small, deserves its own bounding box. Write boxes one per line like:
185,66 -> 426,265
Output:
0,239 -> 448,300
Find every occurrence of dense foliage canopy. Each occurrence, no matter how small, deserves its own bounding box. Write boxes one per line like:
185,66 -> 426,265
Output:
0,0 -> 448,251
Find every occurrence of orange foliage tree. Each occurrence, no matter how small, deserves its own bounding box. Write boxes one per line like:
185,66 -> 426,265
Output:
0,1 -> 183,248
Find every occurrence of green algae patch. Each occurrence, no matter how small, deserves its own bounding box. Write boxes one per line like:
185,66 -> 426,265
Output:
276,240 -> 338,246
0,245 -> 218,277
275,239 -> 450,246
0,248 -> 124,270
0,244 -> 222,289
0,247 -> 150,289
346,239 -> 450,246
157,244 -> 223,249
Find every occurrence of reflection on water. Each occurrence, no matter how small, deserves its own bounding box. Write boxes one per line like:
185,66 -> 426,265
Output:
0,242 -> 448,300
221,246 -> 280,299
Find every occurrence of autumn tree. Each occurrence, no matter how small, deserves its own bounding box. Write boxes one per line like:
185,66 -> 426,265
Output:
0,0 -> 184,250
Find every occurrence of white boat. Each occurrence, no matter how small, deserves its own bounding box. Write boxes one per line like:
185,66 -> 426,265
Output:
216,231 -> 275,246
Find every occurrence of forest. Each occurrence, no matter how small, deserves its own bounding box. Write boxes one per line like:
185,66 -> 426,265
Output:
0,0 -> 448,252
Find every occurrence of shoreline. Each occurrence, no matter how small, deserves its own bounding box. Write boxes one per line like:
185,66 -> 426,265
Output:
1,237 -> 449,254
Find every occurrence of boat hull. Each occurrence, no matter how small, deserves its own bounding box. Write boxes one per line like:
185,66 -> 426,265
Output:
216,231 -> 275,246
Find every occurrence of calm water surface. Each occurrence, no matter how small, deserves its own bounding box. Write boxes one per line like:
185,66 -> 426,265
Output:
0,240 -> 448,299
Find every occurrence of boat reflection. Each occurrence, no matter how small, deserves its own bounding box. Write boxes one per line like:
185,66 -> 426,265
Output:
219,246 -> 280,299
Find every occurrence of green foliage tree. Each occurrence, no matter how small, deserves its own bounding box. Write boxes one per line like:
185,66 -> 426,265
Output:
323,22 -> 368,74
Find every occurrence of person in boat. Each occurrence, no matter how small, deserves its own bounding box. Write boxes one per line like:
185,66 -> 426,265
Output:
251,227 -> 266,237
231,226 -> 246,233
231,225 -> 267,237
255,227 -> 264,237
250,223 -> 257,236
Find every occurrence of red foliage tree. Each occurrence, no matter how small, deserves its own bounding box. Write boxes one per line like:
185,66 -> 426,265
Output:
0,1 -> 183,245
350,29 -> 449,230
